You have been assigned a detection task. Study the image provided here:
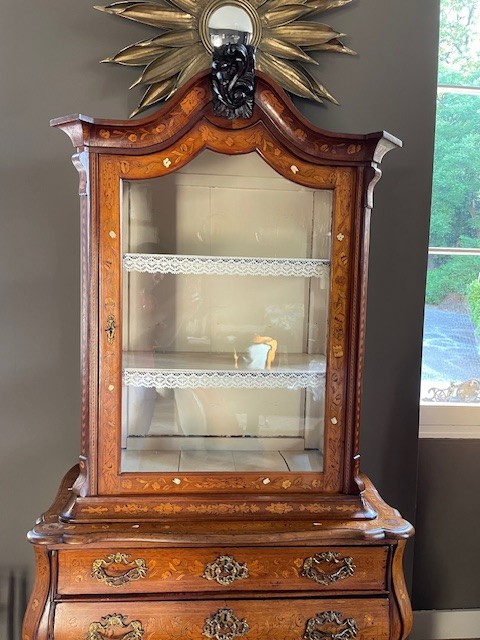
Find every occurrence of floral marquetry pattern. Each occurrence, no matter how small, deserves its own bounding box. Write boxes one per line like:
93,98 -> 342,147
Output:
96,120 -> 353,499
91,86 -> 209,149
120,474 -> 322,493
48,73 -> 404,522
29,469 -> 413,547
75,498 -> 368,520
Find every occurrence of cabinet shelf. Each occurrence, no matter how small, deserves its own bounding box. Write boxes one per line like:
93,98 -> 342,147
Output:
123,253 -> 329,278
123,352 -> 326,390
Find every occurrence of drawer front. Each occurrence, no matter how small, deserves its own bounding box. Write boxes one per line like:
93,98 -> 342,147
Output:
57,546 -> 388,595
54,598 -> 389,640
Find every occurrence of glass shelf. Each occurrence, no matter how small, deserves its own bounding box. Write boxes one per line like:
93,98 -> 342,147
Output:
123,253 -> 330,279
121,449 -> 324,473
123,352 -> 326,390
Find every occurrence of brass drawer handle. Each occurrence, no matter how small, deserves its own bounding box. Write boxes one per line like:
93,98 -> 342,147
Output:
203,608 -> 249,640
203,555 -> 249,585
304,611 -> 358,640
86,613 -> 143,640
91,553 -> 148,587
301,551 -> 355,585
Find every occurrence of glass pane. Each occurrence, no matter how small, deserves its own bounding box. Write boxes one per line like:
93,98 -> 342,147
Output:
437,0 -> 480,87
121,151 -> 332,472
421,254 -> 480,403
429,93 -> 480,248
208,5 -> 253,47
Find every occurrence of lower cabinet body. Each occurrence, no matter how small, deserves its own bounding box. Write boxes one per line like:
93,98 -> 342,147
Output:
23,541 -> 412,640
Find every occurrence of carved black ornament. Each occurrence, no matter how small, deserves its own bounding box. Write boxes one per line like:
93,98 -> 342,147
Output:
212,44 -> 255,120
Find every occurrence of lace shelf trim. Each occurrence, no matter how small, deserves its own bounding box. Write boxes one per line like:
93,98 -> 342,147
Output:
123,253 -> 330,278
123,368 -> 325,390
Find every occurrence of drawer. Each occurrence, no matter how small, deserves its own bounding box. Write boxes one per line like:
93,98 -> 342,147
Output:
54,597 -> 389,640
57,546 -> 388,595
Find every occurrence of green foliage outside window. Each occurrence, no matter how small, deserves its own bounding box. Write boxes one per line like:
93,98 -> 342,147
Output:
467,279 -> 480,332
425,0 -> 480,323
426,254 -> 480,306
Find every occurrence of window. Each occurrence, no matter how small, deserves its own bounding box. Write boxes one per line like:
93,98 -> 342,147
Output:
420,0 -> 480,436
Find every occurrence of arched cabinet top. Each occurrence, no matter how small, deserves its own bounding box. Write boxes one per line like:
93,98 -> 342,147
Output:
51,71 -> 401,166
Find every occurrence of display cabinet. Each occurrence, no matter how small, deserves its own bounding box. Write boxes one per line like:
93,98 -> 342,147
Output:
24,71 -> 413,640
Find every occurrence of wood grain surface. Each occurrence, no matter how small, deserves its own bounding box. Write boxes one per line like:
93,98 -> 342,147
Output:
53,597 -> 390,640
57,545 -> 388,595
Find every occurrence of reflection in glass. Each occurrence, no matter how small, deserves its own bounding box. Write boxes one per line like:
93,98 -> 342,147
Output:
121,151 -> 333,472
208,5 -> 253,48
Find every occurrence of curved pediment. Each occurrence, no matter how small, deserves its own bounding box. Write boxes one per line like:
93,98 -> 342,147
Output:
51,71 -> 400,166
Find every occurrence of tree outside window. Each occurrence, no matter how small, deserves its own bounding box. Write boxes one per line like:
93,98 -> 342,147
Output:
421,0 -> 480,408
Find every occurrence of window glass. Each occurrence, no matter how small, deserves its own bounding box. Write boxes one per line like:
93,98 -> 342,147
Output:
421,0 -> 480,407
422,255 -> 480,402
437,0 -> 480,87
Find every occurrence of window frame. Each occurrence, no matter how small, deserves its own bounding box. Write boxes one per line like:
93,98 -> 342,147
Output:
420,82 -> 480,438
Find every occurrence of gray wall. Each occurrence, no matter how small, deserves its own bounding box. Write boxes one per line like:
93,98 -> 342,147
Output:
0,0 -> 438,600
413,439 -> 480,610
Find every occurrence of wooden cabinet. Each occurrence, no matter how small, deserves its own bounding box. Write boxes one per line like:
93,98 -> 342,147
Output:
23,72 -> 413,640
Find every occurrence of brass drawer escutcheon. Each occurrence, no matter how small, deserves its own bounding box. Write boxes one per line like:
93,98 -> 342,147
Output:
203,608 -> 249,640
203,555 -> 249,586
303,611 -> 358,640
91,553 -> 148,587
86,613 -> 143,640
105,314 -> 116,345
301,551 -> 355,585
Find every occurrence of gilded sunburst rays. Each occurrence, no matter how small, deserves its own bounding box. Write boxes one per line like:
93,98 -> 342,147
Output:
95,0 -> 355,117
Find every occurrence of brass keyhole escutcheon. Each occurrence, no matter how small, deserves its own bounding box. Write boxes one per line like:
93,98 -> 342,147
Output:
203,608 -> 249,640
105,314 -> 116,345
203,555 -> 249,586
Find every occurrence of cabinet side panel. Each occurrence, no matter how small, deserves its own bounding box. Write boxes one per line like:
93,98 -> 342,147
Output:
22,547 -> 51,640
390,541 -> 413,640
343,166 -> 367,493
98,155 -> 123,495
322,168 -> 357,493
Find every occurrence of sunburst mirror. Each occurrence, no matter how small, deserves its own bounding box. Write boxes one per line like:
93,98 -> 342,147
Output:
95,0 -> 355,117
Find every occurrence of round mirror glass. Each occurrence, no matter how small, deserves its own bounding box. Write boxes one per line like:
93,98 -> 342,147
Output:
208,5 -> 253,48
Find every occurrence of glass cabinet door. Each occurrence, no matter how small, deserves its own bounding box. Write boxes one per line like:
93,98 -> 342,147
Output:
120,151 -> 332,473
